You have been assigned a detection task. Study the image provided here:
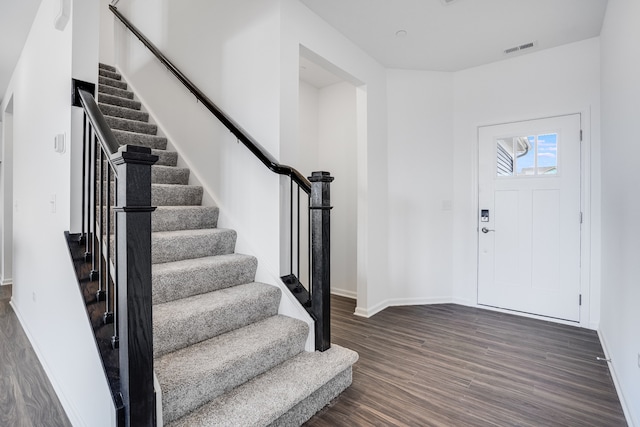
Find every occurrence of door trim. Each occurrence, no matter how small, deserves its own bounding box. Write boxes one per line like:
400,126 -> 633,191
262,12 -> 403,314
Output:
474,110 -> 593,329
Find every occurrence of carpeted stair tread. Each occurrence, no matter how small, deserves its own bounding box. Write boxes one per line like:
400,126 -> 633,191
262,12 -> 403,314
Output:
152,228 -> 236,264
98,84 -> 135,100
99,63 -> 116,72
112,129 -> 167,150
152,254 -> 257,304
152,149 -> 178,167
152,205 -> 217,232
156,315 -> 308,424
98,68 -> 122,81
152,183 -> 203,206
98,92 -> 141,110
99,103 -> 149,122
166,345 -> 358,427
152,165 -> 190,185
99,75 -> 128,90
153,282 -> 281,358
106,115 -> 158,135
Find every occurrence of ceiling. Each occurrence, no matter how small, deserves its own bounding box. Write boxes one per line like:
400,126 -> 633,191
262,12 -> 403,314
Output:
0,0 -> 42,106
1,1 -> 610,101
300,0 -> 608,72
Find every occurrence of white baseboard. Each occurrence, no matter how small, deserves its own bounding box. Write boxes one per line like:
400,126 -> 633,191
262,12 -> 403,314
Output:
2,278 -> 13,286
9,301 -> 84,427
598,329 -> 637,427
330,288 -> 357,299
354,297 -> 453,318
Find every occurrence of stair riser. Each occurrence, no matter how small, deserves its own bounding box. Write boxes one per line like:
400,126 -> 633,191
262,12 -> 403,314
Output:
152,254 -> 257,304
152,149 -> 178,167
99,63 -> 117,73
105,116 -> 158,135
152,167 -> 190,185
99,103 -> 149,122
268,368 -> 353,427
152,206 -> 217,232
152,185 -> 203,206
99,204 -> 214,235
99,85 -> 134,100
99,76 -> 127,90
98,93 -> 141,110
98,182 -> 201,209
152,229 -> 236,264
98,68 -> 121,81
153,283 -> 281,358
113,130 -> 167,150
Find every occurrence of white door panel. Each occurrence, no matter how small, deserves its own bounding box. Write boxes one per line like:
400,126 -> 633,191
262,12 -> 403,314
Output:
478,114 -> 581,322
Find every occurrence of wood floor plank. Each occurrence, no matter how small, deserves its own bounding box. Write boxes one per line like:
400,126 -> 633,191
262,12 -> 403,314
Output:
304,296 -> 627,427
0,294 -> 71,427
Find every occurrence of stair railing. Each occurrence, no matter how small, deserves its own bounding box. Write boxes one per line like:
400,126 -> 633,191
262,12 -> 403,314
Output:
110,5 -> 334,351
74,82 -> 157,426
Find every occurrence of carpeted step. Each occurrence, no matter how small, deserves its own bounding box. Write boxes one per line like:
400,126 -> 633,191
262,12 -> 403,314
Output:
98,84 -> 135,100
98,68 -> 122,81
152,206 -> 217,232
152,228 -> 236,264
99,76 -> 128,90
152,253 -> 257,304
152,149 -> 178,167
99,103 -> 149,122
152,165 -> 190,185
99,63 -> 116,72
152,183 -> 203,206
113,129 -> 167,150
153,282 -> 281,357
106,116 -> 158,135
98,93 -> 141,110
166,345 -> 358,427
156,315 -> 308,424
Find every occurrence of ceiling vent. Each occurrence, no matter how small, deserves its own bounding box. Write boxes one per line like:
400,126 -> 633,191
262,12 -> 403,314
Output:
504,40 -> 537,55
440,0 -> 459,5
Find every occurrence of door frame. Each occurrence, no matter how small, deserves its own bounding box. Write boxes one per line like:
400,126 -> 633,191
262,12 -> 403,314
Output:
474,109 -> 594,329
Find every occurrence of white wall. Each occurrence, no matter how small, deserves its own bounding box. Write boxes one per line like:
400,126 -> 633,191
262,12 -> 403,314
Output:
318,82 -> 358,297
451,38 -> 601,328
1,101 -> 13,284
1,0 -> 114,425
386,69 -> 454,307
280,0 -> 390,316
599,0 -> 640,424
297,80 -> 358,298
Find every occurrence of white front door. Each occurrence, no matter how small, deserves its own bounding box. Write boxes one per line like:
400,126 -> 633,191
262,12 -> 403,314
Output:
477,114 -> 581,322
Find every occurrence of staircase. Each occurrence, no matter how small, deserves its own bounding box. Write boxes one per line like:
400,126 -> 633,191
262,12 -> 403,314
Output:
96,63 -> 357,426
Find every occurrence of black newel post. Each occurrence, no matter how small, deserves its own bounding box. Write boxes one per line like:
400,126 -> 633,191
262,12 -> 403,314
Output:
309,171 -> 333,352
112,145 -> 158,427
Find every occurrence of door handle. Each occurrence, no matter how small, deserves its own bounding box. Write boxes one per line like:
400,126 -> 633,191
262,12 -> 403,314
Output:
481,227 -> 495,233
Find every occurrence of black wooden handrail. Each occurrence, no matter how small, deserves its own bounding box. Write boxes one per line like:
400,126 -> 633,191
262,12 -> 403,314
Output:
109,5 -> 311,194
78,88 -> 120,158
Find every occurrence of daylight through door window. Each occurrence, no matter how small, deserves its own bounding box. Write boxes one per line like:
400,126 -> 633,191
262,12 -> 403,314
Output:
496,133 -> 558,177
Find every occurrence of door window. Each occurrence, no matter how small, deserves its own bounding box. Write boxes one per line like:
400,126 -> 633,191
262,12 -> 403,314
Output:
496,133 -> 558,177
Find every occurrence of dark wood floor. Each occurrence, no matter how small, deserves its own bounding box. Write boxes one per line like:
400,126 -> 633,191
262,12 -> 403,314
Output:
0,286 -> 71,427
0,286 -> 627,427
305,296 -> 627,427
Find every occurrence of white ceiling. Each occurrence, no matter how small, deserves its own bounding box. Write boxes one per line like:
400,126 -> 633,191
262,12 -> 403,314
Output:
0,0 -> 42,106
300,0 -> 608,72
